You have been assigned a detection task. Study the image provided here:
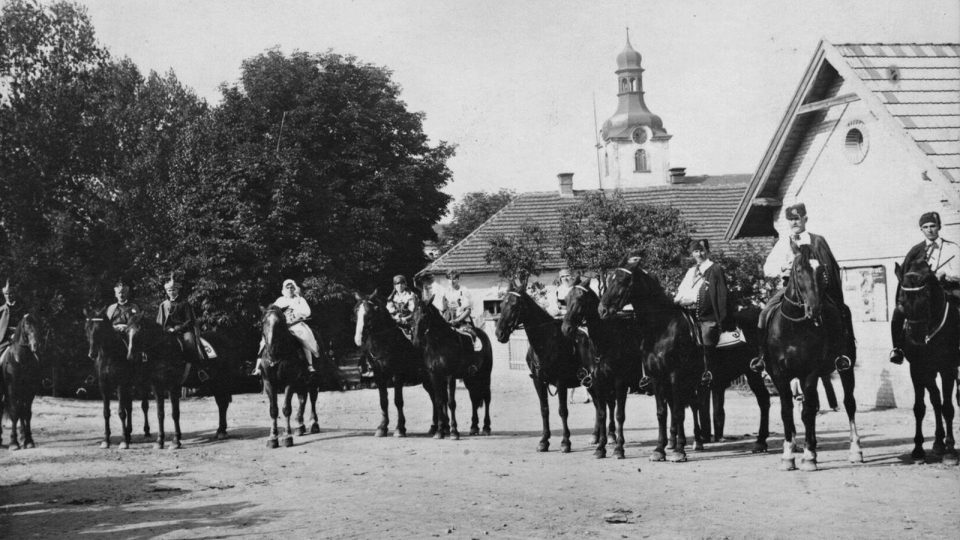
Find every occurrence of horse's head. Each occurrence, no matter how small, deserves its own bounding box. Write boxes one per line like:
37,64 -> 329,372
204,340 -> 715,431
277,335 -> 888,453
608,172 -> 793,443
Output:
84,307 -> 111,360
788,244 -> 824,320
15,313 -> 43,356
562,278 -> 598,337
895,260 -> 941,346
125,311 -> 157,362
599,257 -> 641,320
410,296 -> 441,349
495,280 -> 527,343
353,289 -> 383,347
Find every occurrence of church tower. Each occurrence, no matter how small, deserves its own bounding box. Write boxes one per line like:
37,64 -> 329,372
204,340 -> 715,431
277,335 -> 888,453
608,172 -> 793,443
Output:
600,32 -> 672,189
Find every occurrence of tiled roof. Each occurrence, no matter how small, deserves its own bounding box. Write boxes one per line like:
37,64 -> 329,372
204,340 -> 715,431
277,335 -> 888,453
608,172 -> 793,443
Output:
425,176 -> 764,275
835,43 -> 960,183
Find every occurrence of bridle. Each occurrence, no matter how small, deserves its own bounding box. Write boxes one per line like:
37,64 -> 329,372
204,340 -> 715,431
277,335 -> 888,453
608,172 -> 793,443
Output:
780,255 -> 818,323
900,273 -> 950,344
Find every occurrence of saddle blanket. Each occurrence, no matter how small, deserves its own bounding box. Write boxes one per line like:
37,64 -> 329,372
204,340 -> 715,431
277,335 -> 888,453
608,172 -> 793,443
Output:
200,337 -> 218,359
454,329 -> 483,352
717,327 -> 747,349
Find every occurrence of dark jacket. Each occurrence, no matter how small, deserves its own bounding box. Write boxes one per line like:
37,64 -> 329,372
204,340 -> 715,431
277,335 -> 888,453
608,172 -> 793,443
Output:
157,297 -> 197,334
695,262 -> 729,324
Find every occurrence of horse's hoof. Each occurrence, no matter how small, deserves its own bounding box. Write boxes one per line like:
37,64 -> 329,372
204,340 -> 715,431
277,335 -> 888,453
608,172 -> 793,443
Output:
24,442 -> 35,449
482,427 -> 491,436
172,440 -> 182,450
469,428 -> 480,436
668,451 -> 687,463
649,450 -> 666,462
310,423 -> 320,435
267,438 -> 279,449
119,442 -> 129,450
752,443 -> 768,454
297,426 -> 307,437
693,442 -> 704,452
393,430 -> 406,438
942,452 -> 959,466
283,437 -> 294,448
932,441 -> 946,456
537,441 -> 549,452
800,458 -> 818,472
143,433 -> 152,441
911,448 -> 926,462
216,430 -> 229,441
849,451 -> 864,463
9,444 -> 21,451
451,430 -> 460,441
433,432 -> 444,440
614,448 -> 625,460
375,428 -> 388,438
100,441 -> 109,449
154,441 -> 164,450
427,426 -> 438,437
593,447 -> 606,459
702,435 -> 712,444
779,458 -> 796,471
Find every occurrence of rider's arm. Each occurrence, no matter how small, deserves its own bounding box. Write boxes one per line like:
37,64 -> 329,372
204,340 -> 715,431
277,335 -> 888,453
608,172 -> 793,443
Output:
763,237 -> 790,278
938,240 -> 960,282
673,267 -> 697,306
289,297 -> 311,324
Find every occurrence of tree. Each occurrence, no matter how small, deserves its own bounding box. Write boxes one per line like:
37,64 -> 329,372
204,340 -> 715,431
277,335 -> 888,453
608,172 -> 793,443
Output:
559,191 -> 693,292
168,50 -> 454,328
440,189 -> 514,253
484,219 -> 548,285
712,243 -> 778,309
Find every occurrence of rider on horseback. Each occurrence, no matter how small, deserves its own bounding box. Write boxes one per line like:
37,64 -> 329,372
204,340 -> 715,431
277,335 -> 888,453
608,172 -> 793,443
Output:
547,268 -> 576,318
0,279 -> 25,367
157,275 -> 207,366
107,280 -> 145,362
253,279 -> 319,376
443,270 -> 483,370
387,275 -> 417,337
674,239 -> 730,387
890,211 -> 960,364
754,203 -> 854,372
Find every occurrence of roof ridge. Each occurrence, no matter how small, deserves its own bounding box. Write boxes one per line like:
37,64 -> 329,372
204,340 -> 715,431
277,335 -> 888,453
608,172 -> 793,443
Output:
424,193 -> 526,271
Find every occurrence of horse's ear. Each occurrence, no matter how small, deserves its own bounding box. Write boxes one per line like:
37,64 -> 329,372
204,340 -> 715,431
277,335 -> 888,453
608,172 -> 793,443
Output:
353,291 -> 362,301
894,262 -> 903,283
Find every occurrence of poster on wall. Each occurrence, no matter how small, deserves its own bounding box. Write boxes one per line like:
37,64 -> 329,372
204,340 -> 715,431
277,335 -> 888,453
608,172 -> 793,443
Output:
841,265 -> 888,322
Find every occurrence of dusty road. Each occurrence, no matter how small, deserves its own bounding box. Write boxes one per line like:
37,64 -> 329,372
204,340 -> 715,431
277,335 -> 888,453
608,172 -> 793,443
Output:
1,375 -> 958,539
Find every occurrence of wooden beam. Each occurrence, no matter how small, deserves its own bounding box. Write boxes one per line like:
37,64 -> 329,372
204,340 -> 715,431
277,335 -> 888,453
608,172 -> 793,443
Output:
751,197 -> 782,207
796,93 -> 859,115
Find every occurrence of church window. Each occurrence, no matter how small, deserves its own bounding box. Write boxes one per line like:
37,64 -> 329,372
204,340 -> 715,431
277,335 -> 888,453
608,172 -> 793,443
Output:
620,78 -> 629,92
634,149 -> 648,172
630,78 -> 637,92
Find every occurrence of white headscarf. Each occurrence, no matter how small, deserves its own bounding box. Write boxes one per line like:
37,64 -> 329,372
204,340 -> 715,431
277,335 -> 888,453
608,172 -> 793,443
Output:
281,279 -> 301,298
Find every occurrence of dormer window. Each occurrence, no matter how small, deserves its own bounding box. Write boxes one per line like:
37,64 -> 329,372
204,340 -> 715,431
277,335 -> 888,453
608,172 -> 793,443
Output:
634,149 -> 649,172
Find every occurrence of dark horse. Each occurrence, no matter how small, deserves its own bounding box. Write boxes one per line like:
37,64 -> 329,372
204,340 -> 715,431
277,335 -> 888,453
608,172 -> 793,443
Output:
126,314 -> 188,449
695,306 -> 771,453
494,281 -> 603,453
561,279 -> 642,459
353,291 -> 436,437
259,305 -> 311,448
599,259 -> 703,462
0,314 -> 43,450
411,298 -> 492,440
763,243 -> 861,471
894,260 -> 959,464
84,309 -> 142,449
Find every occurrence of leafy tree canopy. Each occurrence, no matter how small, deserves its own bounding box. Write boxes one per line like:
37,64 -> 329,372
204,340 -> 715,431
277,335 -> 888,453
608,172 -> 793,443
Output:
484,219 -> 548,285
440,189 -> 514,253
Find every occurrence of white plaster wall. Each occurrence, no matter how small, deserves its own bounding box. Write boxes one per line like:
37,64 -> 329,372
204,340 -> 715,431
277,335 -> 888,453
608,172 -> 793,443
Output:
604,138 -> 670,189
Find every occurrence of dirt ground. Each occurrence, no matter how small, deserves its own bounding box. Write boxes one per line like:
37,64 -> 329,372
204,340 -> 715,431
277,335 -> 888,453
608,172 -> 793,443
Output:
1,375 -> 958,539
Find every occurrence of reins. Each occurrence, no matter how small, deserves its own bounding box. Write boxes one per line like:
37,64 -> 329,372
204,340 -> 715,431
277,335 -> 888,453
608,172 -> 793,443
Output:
901,273 -> 952,344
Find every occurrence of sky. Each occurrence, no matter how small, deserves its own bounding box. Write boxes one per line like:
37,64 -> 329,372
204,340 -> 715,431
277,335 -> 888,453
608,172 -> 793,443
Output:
74,0 -> 959,205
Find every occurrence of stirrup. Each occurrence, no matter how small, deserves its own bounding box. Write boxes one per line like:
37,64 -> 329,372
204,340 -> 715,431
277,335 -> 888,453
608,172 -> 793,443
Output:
700,370 -> 713,386
749,357 -> 765,373
835,355 -> 853,372
637,376 -> 654,394
889,348 -> 904,365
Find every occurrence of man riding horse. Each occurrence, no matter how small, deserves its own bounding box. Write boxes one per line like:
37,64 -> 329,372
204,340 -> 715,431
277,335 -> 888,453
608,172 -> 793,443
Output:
754,203 -> 855,372
387,274 -> 418,337
0,279 -> 26,367
157,275 -> 207,368
890,211 -> 960,365
674,239 -> 731,387
107,280 -> 144,362
442,270 -> 483,373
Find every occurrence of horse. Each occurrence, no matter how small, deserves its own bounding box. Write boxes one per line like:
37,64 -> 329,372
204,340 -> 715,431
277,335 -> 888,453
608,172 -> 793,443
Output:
494,281 -> 605,453
410,298 -> 493,440
259,304 -> 312,448
84,309 -> 143,449
894,259 -> 959,464
598,259 -> 703,462
561,279 -> 642,459
126,314 -> 187,449
693,306 -> 771,453
762,243 -> 862,471
354,291 -> 437,437
0,314 -> 44,450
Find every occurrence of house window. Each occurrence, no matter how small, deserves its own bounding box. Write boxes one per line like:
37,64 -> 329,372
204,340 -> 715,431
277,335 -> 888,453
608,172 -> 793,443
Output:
844,127 -> 868,164
634,149 -> 649,172
482,299 -> 502,320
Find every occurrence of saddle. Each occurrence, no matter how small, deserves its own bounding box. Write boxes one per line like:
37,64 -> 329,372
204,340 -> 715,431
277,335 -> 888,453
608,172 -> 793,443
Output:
454,327 -> 483,352
199,337 -> 218,359
680,310 -> 704,348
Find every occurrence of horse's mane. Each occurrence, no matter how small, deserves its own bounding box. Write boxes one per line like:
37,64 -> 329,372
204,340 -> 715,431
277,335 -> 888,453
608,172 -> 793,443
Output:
507,281 -> 554,324
625,260 -> 671,306
12,313 -> 34,344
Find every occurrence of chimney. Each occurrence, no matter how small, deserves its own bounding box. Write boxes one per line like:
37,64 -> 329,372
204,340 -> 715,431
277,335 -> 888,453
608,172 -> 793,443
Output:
558,172 -> 574,197
668,167 -> 686,184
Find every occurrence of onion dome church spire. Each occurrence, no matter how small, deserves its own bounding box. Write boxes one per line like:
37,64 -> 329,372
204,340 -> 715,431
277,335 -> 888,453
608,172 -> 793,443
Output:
601,29 -> 667,141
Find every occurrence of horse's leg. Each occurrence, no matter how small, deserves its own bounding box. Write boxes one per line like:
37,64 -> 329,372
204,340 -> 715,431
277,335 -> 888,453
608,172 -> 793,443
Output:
282,385 -> 295,447
309,387 -> 320,434
799,372 -> 820,471
669,379 -> 688,462
100,379 -> 111,449
838,366 -> 862,463
558,385 -> 572,453
154,385 -> 166,449
651,387 -> 667,461
431,372 -> 449,439
614,377 -> 627,459
745,370 -> 771,453
422,378 -> 438,436
712,386 -> 726,442
467,383 -> 480,436
590,390 -> 601,445
940,368 -> 958,465
266,380 -> 279,449
7,385 -> 19,450
926,371 -> 947,457
448,376 -> 460,440
215,384 -> 231,439
594,388 -> 608,459
607,397 -> 617,446
170,385 -> 183,450
142,397 -> 151,440
118,386 -> 132,450
21,393 -> 35,448
375,375 -> 389,437
482,378 -> 492,435
909,363 -> 927,462
295,389 -> 307,436
698,387 -> 712,444
393,381 -> 406,437
775,376 -> 797,470
532,378 -> 550,452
